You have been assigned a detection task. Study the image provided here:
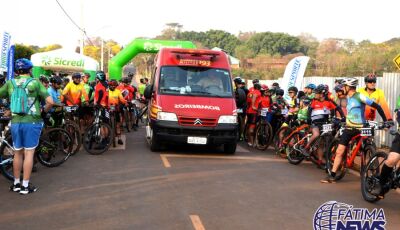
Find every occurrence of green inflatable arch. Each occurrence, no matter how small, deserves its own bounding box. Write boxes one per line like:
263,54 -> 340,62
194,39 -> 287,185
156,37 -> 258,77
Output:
108,39 -> 196,80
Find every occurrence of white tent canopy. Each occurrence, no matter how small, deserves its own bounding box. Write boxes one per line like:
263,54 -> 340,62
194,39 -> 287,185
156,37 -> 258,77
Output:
31,48 -> 98,72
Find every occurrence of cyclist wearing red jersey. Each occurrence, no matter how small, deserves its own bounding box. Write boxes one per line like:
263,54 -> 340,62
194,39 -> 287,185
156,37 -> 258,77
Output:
246,82 -> 261,146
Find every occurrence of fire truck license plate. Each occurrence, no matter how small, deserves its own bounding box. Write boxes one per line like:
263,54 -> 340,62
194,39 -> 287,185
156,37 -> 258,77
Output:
187,137 -> 207,145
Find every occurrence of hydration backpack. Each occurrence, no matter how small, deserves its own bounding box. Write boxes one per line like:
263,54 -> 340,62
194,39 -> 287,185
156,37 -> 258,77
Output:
10,78 -> 36,115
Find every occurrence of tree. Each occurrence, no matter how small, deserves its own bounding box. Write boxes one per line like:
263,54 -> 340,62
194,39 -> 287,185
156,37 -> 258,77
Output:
40,44 -> 62,52
157,23 -> 183,40
245,32 -> 302,56
14,44 -> 36,60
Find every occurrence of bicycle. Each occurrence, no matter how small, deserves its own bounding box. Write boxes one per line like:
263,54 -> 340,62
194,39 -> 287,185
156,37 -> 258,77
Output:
0,126 -> 74,181
326,121 -> 384,181
285,122 -> 334,167
361,134 -> 400,202
48,105 -> 82,155
255,108 -> 273,150
83,107 -> 114,155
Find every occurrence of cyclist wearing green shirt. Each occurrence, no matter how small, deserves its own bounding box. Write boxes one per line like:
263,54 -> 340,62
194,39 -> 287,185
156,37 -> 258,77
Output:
0,58 -> 54,194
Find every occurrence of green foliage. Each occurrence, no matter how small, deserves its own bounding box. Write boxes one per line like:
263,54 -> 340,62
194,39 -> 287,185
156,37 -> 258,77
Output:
245,32 -> 302,56
14,44 -> 36,60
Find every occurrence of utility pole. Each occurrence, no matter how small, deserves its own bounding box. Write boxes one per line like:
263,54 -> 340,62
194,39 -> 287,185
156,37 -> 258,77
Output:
80,0 -> 84,54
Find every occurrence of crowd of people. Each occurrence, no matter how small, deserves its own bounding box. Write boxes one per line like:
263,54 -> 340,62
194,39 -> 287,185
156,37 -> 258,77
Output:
233,74 -> 400,199
0,58 -> 149,195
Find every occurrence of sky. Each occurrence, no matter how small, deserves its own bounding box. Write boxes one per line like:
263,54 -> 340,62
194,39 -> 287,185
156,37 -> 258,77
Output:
1,0 -> 400,50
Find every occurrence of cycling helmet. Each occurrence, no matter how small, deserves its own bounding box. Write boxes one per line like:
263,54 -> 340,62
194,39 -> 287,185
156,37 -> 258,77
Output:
305,83 -> 316,90
122,77 -> 130,84
260,84 -> 269,91
39,75 -> 49,83
253,82 -> 261,90
334,84 -> 344,92
252,79 -> 259,84
72,72 -> 81,79
50,76 -> 62,85
288,86 -> 298,93
335,78 -> 344,84
96,71 -> 106,81
15,58 -> 33,71
128,72 -> 134,77
276,88 -> 284,96
300,96 -> 311,105
233,76 -> 242,84
341,77 -> 358,87
297,90 -> 305,99
108,80 -> 118,87
364,74 -> 377,82
324,84 -> 330,91
314,84 -> 327,95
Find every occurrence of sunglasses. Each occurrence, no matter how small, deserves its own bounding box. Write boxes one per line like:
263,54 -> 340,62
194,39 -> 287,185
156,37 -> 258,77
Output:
366,80 -> 376,83
288,91 -> 295,94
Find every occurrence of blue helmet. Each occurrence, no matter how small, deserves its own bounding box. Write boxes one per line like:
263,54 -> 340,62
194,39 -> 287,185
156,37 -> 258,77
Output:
15,58 -> 33,71
305,83 -> 316,90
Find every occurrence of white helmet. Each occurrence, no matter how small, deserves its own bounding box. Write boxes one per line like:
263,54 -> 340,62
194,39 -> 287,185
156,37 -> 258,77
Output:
341,77 -> 358,87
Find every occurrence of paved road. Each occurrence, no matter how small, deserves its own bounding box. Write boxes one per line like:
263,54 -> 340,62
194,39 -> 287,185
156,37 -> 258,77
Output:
0,127 -> 399,230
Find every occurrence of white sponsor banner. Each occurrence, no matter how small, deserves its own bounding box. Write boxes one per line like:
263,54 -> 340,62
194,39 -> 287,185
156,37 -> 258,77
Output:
0,31 -> 12,73
281,56 -> 309,100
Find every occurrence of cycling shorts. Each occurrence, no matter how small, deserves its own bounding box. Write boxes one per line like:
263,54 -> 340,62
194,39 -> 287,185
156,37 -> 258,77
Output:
338,128 -> 360,146
246,113 -> 258,125
390,133 -> 400,153
11,122 -> 43,150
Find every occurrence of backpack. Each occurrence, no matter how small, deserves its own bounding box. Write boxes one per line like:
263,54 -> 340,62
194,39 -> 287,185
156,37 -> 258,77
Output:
10,78 -> 37,115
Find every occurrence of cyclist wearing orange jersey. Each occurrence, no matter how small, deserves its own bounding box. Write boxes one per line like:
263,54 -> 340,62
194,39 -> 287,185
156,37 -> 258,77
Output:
62,73 -> 89,106
357,74 -> 392,121
108,80 -> 128,145
62,73 -> 89,132
117,77 -> 135,101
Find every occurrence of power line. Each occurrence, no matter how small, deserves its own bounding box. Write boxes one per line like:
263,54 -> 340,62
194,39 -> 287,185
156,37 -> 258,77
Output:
54,0 -> 94,46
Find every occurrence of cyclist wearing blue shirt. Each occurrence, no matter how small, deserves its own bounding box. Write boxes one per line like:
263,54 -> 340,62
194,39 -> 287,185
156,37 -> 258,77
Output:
321,78 -> 392,183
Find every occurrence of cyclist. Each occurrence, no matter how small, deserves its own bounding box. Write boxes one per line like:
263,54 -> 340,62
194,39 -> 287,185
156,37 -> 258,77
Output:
248,79 -> 259,93
270,88 -> 288,136
304,83 -> 316,99
62,72 -> 89,132
0,58 -> 54,194
357,74 -> 392,121
257,84 -> 272,121
48,76 -> 64,126
138,78 -> 146,97
334,84 -> 347,117
297,96 -> 310,124
118,77 -> 136,128
246,82 -> 261,146
302,84 -> 345,167
39,75 -> 50,89
108,80 -> 128,145
81,72 -> 94,126
233,77 -> 247,140
93,71 -> 110,149
321,77 -> 391,183
285,86 -> 300,125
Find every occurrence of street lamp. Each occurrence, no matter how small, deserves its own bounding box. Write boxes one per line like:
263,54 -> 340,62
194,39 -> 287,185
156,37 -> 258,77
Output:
90,25 -> 111,71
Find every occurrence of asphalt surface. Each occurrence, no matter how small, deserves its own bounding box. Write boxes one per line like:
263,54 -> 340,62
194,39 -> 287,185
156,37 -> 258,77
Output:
0,127 -> 399,230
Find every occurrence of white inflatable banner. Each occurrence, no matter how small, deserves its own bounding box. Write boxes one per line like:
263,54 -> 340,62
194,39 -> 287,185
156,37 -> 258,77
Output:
0,31 -> 11,73
281,56 -> 309,100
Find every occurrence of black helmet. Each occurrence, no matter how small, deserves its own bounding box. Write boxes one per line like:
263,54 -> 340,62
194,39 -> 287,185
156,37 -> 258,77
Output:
233,76 -> 242,84
252,79 -> 259,84
122,77 -> 130,84
314,84 -> 327,95
288,86 -> 298,93
72,72 -> 81,79
276,88 -> 284,96
301,96 -> 311,105
39,75 -> 49,83
96,71 -> 106,81
50,76 -> 62,85
364,74 -> 377,83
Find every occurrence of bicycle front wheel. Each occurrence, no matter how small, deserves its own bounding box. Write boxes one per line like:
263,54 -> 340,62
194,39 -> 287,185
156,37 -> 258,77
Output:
255,123 -> 272,150
361,152 -> 387,203
325,138 -> 347,180
64,120 -> 82,155
286,133 -> 305,165
0,134 -> 14,181
36,128 -> 73,168
83,123 -> 113,155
